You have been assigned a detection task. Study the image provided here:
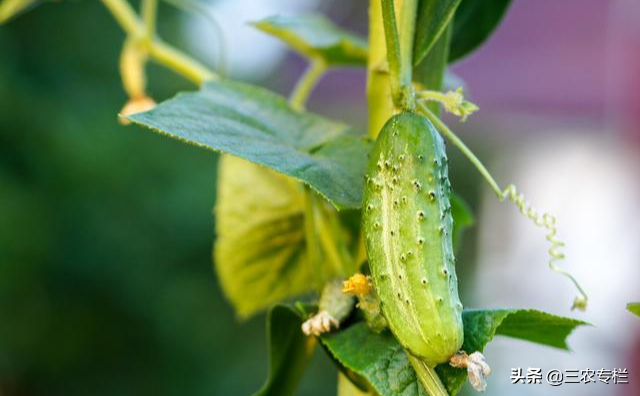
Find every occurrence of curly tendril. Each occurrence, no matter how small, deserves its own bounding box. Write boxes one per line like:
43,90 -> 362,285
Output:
500,184 -> 588,311
417,103 -> 588,311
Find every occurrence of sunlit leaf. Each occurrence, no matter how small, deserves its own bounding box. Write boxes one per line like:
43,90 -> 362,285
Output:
628,302 -> 640,318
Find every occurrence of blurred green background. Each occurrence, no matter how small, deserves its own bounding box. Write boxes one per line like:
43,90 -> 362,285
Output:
0,2 -> 350,395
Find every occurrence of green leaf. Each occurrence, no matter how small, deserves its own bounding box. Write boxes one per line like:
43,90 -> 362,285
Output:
628,302 -> 640,317
413,22 -> 452,113
0,0 -> 37,24
436,310 -> 588,394
451,193 -> 474,252
215,156 -> 312,318
321,309 -> 588,396
413,0 -> 462,66
449,0 -> 513,62
253,304 -> 316,396
252,14 -> 368,66
129,79 -> 371,210
322,322 -> 425,396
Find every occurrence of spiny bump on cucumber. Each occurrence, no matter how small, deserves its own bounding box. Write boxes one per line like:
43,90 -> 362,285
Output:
363,112 -> 463,367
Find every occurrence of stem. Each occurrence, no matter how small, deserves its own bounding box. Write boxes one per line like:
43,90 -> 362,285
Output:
101,0 -> 143,37
148,40 -> 216,85
380,0 -> 402,105
397,0 -> 418,88
417,90 -> 453,104
141,0 -> 158,40
289,59 -> 327,111
367,0 -> 395,137
418,102 -> 503,198
408,355 -> 449,396
100,0 -> 217,85
380,0 -> 418,110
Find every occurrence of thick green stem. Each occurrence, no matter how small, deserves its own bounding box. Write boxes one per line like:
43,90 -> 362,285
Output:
289,59 -> 327,111
367,0 -> 395,137
100,0 -> 216,85
380,0 -> 418,110
408,355 -> 449,396
380,0 -> 402,100
397,0 -> 418,89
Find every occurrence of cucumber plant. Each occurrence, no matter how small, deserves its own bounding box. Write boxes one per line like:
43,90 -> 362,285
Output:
2,0 -> 596,395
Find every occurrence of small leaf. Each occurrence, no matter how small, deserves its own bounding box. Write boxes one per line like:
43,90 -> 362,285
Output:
215,156 -> 312,318
252,14 -> 368,66
628,302 -> 640,317
129,79 -> 371,210
321,309 -> 588,396
0,0 -> 38,24
451,192 -> 474,252
253,304 -> 316,396
449,0 -> 513,62
413,21 -> 452,97
413,0 -> 462,66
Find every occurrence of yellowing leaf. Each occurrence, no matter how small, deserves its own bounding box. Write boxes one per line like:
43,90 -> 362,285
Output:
214,156 -> 313,318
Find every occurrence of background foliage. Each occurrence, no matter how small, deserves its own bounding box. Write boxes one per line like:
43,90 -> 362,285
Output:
0,2 -> 343,395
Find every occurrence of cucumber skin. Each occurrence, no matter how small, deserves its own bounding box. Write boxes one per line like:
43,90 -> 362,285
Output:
363,113 -> 463,366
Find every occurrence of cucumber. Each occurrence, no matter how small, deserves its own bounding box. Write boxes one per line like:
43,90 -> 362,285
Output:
363,112 -> 463,366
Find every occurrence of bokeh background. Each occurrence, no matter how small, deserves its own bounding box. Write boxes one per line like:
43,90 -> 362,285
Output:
1,0 -> 639,395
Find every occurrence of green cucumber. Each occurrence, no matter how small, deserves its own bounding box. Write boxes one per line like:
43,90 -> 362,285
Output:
363,112 -> 463,366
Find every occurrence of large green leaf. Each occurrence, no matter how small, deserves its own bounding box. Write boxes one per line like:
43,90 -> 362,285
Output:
129,79 -> 371,210
253,304 -> 316,396
0,0 -> 37,24
252,14 -> 368,66
321,309 -> 588,396
413,0 -> 462,66
215,156 -> 312,318
628,302 -> 640,317
449,0 -> 513,62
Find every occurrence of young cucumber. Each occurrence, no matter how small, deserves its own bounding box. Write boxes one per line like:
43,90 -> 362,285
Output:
363,112 -> 463,366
